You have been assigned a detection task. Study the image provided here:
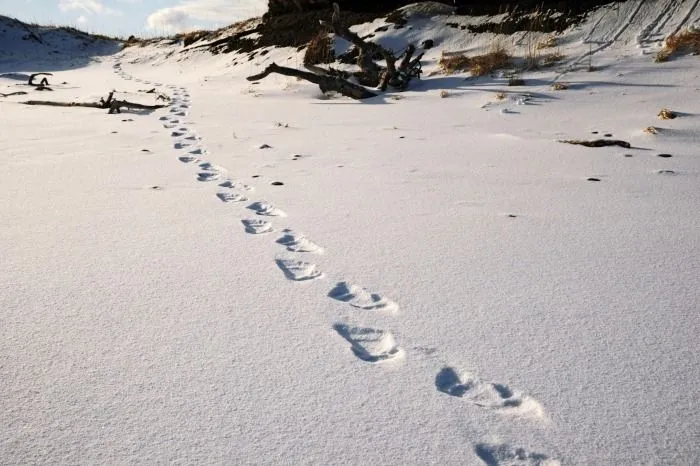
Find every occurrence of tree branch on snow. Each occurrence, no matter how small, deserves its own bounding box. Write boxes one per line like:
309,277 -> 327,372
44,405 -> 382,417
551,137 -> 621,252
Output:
0,91 -> 28,97
28,73 -> 52,86
21,90 -> 167,114
247,62 -> 377,100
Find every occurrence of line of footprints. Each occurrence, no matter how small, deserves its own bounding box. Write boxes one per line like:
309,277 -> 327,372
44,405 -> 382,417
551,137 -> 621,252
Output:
112,59 -> 559,466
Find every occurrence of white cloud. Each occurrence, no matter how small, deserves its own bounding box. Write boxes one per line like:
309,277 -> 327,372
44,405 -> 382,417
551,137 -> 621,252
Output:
146,0 -> 266,33
58,0 -> 122,16
76,14 -> 88,24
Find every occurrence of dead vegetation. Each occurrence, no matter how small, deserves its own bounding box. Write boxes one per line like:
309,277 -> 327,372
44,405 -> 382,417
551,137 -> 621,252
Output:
438,53 -> 471,74
643,126 -> 659,134
303,29 -> 334,65
180,30 -> 210,47
541,51 -> 565,66
658,108 -> 677,120
536,36 -> 558,49
470,48 -> 510,76
524,35 -> 565,70
439,46 -> 510,76
655,28 -> 700,62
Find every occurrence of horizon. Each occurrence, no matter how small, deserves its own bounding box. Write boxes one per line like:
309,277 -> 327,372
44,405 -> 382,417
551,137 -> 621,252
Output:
0,0 -> 267,38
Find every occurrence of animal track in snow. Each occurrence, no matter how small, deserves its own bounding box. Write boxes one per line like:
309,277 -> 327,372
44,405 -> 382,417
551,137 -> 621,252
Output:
474,443 -> 559,466
328,282 -> 398,313
435,367 -> 544,417
219,180 -> 254,191
248,201 -> 286,217
174,142 -> 191,150
178,155 -> 199,163
217,191 -> 248,203
197,172 -> 221,182
333,324 -> 403,363
242,219 -> 273,234
276,259 -> 323,281
199,162 -> 224,172
277,229 -> 323,253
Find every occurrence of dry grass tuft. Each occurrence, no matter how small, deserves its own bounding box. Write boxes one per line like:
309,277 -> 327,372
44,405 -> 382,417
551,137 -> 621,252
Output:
541,51 -> 565,66
658,108 -> 677,120
439,90 -> 450,98
643,126 -> 659,134
656,28 -> 700,62
536,36 -> 557,49
303,29 -> 334,66
469,47 -> 510,76
552,82 -> 568,90
439,53 -> 471,74
654,50 -> 671,63
180,30 -> 209,47
495,91 -> 506,100
439,43 -> 510,76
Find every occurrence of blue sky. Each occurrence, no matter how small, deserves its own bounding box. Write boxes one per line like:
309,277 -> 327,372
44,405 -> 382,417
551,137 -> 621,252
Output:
0,0 -> 268,37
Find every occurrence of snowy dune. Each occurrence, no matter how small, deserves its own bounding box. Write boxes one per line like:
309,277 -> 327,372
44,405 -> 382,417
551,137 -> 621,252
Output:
1,1 -> 700,464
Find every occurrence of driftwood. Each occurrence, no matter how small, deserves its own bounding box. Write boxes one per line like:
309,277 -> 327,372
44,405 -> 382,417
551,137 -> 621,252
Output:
139,88 -> 171,101
320,3 -> 423,89
22,91 -> 167,114
559,139 -> 631,148
0,91 -> 28,97
245,3 -> 423,99
320,3 -> 387,86
28,73 -> 52,86
247,63 -> 377,99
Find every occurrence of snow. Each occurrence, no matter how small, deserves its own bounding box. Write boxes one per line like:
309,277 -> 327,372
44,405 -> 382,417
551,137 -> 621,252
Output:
1,1 -> 700,464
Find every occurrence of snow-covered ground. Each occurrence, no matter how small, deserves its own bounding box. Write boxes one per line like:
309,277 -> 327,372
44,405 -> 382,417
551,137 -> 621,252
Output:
1,1 -> 699,464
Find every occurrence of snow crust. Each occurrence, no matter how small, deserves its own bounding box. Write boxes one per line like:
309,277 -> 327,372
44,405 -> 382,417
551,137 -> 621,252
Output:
1,1 -> 700,464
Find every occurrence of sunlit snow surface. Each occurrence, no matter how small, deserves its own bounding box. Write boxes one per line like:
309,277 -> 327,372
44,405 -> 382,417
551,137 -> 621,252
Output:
1,2 -> 699,464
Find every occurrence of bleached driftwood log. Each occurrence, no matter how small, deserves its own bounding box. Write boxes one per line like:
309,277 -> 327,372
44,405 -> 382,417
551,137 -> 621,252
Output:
21,91 -> 167,113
